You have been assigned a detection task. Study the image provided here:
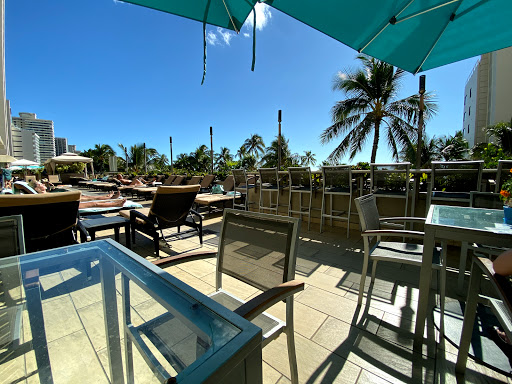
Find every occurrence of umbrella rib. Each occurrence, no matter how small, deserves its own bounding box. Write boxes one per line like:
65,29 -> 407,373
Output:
359,0 -> 415,53
222,0 -> 240,33
414,0 -> 463,74
395,0 -> 460,24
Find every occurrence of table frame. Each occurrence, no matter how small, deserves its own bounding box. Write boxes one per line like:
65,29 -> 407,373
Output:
414,205 -> 512,351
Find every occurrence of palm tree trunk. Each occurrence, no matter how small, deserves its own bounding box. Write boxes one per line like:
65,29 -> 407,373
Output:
371,120 -> 380,163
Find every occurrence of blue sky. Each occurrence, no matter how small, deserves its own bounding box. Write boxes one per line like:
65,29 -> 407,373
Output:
5,0 -> 478,167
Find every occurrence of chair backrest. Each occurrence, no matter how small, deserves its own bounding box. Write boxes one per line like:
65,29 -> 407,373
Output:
0,215 -> 25,258
163,175 -> 177,186
48,175 -> 60,184
186,176 -> 202,185
13,181 -> 37,194
370,162 -> 410,195
354,194 -> 381,233
222,175 -> 234,191
258,168 -> 279,187
24,175 -> 36,184
469,191 -> 503,209
216,209 -> 300,292
172,175 -> 185,185
496,160 -> 512,193
431,160 -> 483,193
288,167 -> 312,189
0,191 -> 81,252
232,169 -> 248,189
200,174 -> 216,189
322,165 -> 352,193
149,185 -> 200,226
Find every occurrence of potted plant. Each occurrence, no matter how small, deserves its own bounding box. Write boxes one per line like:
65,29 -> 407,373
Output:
500,168 -> 512,224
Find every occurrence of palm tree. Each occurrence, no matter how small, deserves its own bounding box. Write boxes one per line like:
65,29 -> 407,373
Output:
320,54 -> 438,163
438,131 -> 469,161
236,145 -> 247,160
301,151 -> 316,167
484,120 -> 512,154
215,147 -> 233,168
261,135 -> 296,169
400,135 -> 441,168
81,144 -> 115,173
243,134 -> 265,158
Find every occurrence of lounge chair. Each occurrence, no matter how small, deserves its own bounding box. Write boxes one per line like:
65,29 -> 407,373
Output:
163,175 -> 176,185
171,175 -> 185,185
186,175 -> 202,185
48,174 -> 62,185
194,176 -> 237,215
152,209 -> 304,383
199,174 -> 215,193
0,191 -> 88,252
120,185 -> 203,257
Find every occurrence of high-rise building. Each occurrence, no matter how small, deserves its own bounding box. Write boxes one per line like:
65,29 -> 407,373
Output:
12,126 -> 40,163
54,137 -> 68,156
68,144 -> 77,153
463,47 -> 512,147
12,112 -> 55,162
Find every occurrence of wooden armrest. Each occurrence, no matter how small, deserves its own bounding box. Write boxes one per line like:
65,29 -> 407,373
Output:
234,280 -> 304,321
473,256 -> 512,313
379,217 -> 426,223
152,250 -> 217,267
362,229 -> 425,239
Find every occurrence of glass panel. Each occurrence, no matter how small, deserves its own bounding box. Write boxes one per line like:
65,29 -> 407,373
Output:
372,164 -> 410,194
0,241 -> 241,383
431,205 -> 512,234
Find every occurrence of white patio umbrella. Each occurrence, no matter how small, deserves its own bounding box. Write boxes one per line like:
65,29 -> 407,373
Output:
11,159 -> 39,167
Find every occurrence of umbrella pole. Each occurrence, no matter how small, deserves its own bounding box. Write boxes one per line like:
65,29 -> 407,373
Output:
210,127 -> 213,174
278,110 -> 282,170
415,75 -> 426,169
170,136 -> 173,174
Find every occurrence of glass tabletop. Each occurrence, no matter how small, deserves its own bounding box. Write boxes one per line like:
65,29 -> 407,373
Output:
0,239 -> 243,383
429,205 -> 512,234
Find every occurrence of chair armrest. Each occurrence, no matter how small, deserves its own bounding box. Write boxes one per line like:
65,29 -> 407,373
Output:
234,280 -> 305,321
130,210 -> 156,228
76,220 -> 91,242
362,229 -> 425,240
189,209 -> 203,220
473,256 -> 512,314
152,250 -> 218,267
379,217 -> 426,223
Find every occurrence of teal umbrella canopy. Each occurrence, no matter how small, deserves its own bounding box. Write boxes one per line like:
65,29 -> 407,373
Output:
121,0 -> 258,32
264,0 -> 512,73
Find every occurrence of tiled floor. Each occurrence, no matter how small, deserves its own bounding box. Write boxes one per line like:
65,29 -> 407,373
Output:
2,189 -> 511,383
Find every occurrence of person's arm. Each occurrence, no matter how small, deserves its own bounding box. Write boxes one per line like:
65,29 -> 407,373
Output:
493,249 -> 512,276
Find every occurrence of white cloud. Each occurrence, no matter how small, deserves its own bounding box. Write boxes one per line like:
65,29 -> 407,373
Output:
243,33 -> 250,38
217,28 -> 234,45
206,31 -> 218,46
245,3 -> 272,31
337,71 -> 348,80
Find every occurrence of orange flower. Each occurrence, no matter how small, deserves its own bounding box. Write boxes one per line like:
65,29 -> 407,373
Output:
501,190 -> 511,198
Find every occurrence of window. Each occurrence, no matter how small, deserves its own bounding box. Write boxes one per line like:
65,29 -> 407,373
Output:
470,88 -> 472,97
469,107 -> 471,116
463,112 -> 466,121
464,95 -> 466,105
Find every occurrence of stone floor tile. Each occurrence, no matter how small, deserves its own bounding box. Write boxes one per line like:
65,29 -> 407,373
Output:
356,369 -> 394,384
40,295 -> 84,343
263,333 -> 362,383
263,361 -> 286,384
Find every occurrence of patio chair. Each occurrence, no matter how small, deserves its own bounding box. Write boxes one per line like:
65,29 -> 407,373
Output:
354,194 -> 446,312
163,175 -> 177,186
233,169 -> 256,210
186,175 -> 202,185
288,167 -> 317,230
151,209 -> 304,383
0,191 -> 88,252
469,191 -> 503,210
456,256 -> 512,376
427,160 -> 484,210
320,165 -> 354,237
199,174 -> 215,193
370,162 -> 411,225
495,159 -> 512,193
48,174 -> 62,185
171,175 -> 185,185
258,167 -> 280,214
121,185 -> 203,257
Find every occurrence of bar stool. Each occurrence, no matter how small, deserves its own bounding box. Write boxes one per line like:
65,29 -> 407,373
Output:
370,162 -> 411,222
288,167 -> 315,230
320,165 -> 353,238
232,169 -> 256,211
258,168 -> 280,214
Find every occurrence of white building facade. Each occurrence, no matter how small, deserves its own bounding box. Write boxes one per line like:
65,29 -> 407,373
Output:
12,112 -> 55,162
12,126 -> 40,163
463,47 -> 512,147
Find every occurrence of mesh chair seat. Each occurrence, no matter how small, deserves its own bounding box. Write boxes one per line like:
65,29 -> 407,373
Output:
373,242 -> 441,266
209,290 -> 284,339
